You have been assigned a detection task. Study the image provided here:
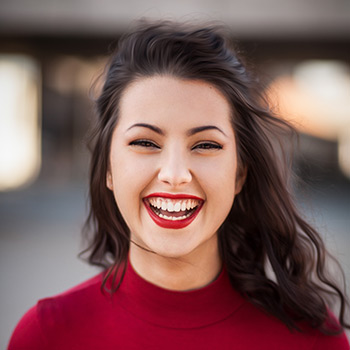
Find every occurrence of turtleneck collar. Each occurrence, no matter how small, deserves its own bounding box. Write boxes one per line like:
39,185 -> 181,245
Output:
111,259 -> 245,329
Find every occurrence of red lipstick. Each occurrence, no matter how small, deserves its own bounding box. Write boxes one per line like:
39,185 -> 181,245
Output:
144,192 -> 203,200
143,193 -> 204,229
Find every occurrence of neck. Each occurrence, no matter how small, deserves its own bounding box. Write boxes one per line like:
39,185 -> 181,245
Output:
129,237 -> 222,291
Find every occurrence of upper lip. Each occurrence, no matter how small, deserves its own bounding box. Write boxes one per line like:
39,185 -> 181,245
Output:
144,192 -> 204,201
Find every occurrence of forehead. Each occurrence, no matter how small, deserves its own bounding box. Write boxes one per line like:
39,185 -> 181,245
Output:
117,76 -> 233,131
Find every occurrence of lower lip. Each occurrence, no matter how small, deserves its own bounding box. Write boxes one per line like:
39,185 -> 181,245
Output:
143,200 -> 203,229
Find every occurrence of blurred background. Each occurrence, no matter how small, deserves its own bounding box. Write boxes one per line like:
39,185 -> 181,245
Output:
0,0 -> 349,347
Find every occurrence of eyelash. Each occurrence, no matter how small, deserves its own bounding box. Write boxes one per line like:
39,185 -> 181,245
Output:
192,142 -> 223,150
129,140 -> 223,150
129,140 -> 160,149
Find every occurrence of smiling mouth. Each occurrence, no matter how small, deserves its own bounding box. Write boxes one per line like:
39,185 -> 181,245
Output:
146,197 -> 201,221
143,196 -> 204,228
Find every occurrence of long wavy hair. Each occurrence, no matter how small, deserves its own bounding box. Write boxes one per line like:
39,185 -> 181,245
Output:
83,19 -> 349,334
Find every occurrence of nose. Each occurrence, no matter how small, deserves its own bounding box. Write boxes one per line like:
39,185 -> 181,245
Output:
157,148 -> 192,186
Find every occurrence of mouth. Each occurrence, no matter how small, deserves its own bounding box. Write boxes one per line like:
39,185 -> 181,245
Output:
143,193 -> 204,229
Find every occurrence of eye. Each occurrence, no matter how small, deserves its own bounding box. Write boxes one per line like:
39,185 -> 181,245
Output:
192,142 -> 223,151
129,139 -> 160,149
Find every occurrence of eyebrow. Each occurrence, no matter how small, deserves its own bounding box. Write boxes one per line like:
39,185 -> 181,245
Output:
126,123 -> 226,137
186,125 -> 227,137
126,123 -> 164,135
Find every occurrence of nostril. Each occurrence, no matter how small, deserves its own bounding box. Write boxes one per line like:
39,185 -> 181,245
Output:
157,166 -> 192,186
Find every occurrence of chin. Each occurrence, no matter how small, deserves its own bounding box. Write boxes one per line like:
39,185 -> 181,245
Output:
147,241 -> 198,260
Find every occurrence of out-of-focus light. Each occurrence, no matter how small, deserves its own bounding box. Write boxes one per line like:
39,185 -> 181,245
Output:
295,61 -> 350,103
267,60 -> 350,178
0,55 -> 41,191
268,60 -> 350,141
339,129 -> 350,178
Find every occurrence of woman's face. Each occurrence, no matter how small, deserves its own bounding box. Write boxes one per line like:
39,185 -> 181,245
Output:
107,76 -> 244,260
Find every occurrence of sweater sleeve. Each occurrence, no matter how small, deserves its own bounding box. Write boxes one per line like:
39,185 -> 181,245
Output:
7,305 -> 48,350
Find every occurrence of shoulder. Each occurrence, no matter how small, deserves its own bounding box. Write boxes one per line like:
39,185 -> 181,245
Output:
233,301 -> 349,350
310,314 -> 350,350
311,330 -> 349,350
7,305 -> 47,350
8,272 -> 106,349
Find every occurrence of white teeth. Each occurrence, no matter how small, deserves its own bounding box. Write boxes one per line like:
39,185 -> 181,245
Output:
167,201 -> 174,212
161,201 -> 167,211
174,202 -> 181,212
158,212 -> 191,221
147,196 -> 201,214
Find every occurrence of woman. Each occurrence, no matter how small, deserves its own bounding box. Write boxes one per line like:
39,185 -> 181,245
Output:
9,20 -> 350,349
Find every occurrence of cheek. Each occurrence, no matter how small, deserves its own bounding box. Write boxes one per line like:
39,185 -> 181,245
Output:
195,154 -> 237,191
199,158 -> 237,219
110,147 -> 153,182
109,151 -> 157,210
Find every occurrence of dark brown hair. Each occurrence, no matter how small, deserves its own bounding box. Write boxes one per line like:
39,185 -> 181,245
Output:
83,19 -> 349,334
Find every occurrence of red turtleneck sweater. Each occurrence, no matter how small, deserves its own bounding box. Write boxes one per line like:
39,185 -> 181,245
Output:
8,261 -> 349,349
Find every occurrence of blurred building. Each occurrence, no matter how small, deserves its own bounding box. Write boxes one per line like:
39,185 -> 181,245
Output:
0,0 -> 350,187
